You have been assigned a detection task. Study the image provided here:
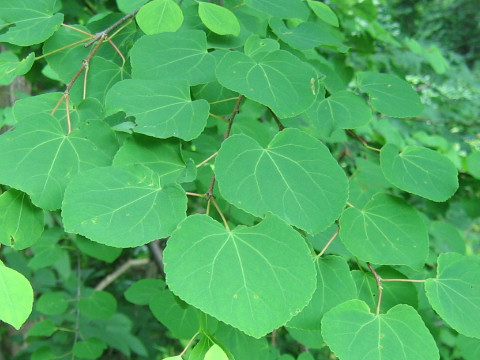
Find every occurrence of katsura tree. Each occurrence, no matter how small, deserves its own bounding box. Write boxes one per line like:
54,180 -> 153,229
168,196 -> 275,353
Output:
0,0 -> 479,359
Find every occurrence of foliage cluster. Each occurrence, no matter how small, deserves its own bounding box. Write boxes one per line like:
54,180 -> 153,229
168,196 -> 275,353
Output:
0,0 -> 479,359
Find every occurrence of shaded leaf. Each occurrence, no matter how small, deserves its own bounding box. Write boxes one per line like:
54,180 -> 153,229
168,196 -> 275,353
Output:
37,292 -> 68,315
244,0 -> 310,20
73,338 -> 107,359
357,71 -> 423,117
125,278 -> 165,305
164,214 -> 316,338
0,189 -> 44,250
79,291 -> 117,320
380,143 -> 458,202
73,236 -> 122,263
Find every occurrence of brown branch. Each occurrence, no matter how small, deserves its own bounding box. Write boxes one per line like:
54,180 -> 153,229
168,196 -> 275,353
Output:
95,258 -> 149,290
148,240 -> 165,277
367,263 -> 383,316
268,108 -> 285,131
316,228 -> 339,258
347,130 -> 381,152
225,94 -> 244,139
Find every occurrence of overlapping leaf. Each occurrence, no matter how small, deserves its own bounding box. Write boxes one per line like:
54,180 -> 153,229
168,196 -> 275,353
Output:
321,300 -> 439,360
0,52 -> 34,85
106,79 -> 209,141
215,129 -> 348,234
164,214 -> 316,338
62,165 -> 187,248
0,189 -> 44,250
0,0 -> 63,46
216,50 -> 317,118
287,256 -> 357,331
0,114 -> 117,210
0,262 -> 33,330
244,0 -> 310,20
339,193 -> 429,268
380,143 -> 459,202
130,30 -> 215,85
425,253 -> 480,339
357,71 -> 424,117
198,2 -> 240,36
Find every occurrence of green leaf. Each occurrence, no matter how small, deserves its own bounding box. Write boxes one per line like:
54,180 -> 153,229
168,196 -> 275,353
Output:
0,52 -> 34,85
357,71 -> 424,117
189,337 -> 214,360
458,335 -> 480,360
78,291 -> 117,320
0,115 -> 117,210
149,291 -> 199,339
429,221 -> 465,254
117,0 -> 148,13
37,292 -> 68,315
113,136 -> 196,185
425,253 -> 480,338
352,267 -> 418,313
164,214 -> 316,338
136,0 -> 183,34
0,189 -> 44,250
244,35 -> 280,58
321,300 -> 439,360
287,256 -> 357,331
244,0 -> 310,20
466,151 -> 480,179
73,338 -> 107,359
216,50 -> 317,118
269,18 -> 344,51
27,228 -> 64,270
28,319 -> 58,337
0,0 -> 63,45
339,193 -> 429,268
307,1 -> 338,27
130,31 -> 215,85
198,2 -> 240,36
205,344 -> 228,360
62,165 -> 187,248
125,278 -> 165,305
0,262 -> 33,329
73,236 -> 122,263
296,90 -> 371,137
106,79 -> 209,141
380,143 -> 459,202
215,129 -> 348,234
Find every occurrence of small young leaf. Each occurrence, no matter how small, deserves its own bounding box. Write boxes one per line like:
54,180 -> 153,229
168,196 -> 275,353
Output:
164,214 -> 316,338
307,1 -> 338,27
204,344 -> 228,360
125,279 -> 165,305
380,143 -> 458,202
357,72 -> 424,117
28,319 -> 58,337
78,291 -> 117,320
37,292 -> 68,315
0,262 -> 33,329
425,253 -> 480,338
321,300 -> 439,360
136,0 -> 183,34
73,338 -> 107,359
198,2 -> 240,36
73,236 -> 122,263
339,193 -> 429,269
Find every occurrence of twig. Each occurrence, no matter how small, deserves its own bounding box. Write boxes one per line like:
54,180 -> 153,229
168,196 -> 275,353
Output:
268,108 -> 285,131
148,240 -> 165,277
84,6 -> 142,47
180,332 -> 200,356
197,152 -> 218,168
316,229 -> 339,258
72,252 -> 82,353
95,258 -> 149,290
367,263 -> 383,316
347,130 -> 381,152
225,94 -> 244,139
211,197 -> 230,231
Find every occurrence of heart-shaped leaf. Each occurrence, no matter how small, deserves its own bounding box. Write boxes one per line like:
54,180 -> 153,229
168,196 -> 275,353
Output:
106,79 -> 209,141
164,214 -> 316,338
215,128 -> 348,234
380,143 -> 458,202
425,253 -> 480,339
339,193 -> 429,268
216,51 -> 317,118
136,0 -> 183,34
322,300 -> 439,360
